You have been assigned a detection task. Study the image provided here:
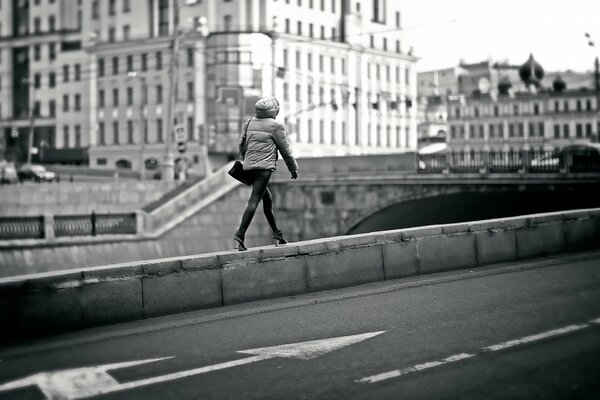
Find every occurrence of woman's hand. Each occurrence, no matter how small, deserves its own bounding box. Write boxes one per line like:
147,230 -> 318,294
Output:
291,171 -> 298,179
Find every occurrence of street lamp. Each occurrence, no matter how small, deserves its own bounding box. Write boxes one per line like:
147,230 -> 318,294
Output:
163,0 -> 202,182
585,32 -> 600,143
127,71 -> 147,182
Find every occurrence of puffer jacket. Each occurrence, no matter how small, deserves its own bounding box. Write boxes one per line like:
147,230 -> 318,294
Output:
240,98 -> 298,173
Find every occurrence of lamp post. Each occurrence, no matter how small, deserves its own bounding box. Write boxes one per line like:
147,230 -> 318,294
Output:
585,33 -> 600,143
127,71 -> 147,181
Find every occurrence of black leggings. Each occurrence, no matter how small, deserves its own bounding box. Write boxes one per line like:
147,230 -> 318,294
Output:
237,170 -> 279,234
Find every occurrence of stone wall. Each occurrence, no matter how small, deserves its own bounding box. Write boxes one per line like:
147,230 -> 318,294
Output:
0,181 -> 176,216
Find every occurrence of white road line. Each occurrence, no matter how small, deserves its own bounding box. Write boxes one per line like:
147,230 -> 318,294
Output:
357,353 -> 475,384
482,324 -> 589,352
358,318 -> 599,384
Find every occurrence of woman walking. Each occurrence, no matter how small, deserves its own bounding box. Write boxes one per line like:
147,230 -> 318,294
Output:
234,96 -> 298,251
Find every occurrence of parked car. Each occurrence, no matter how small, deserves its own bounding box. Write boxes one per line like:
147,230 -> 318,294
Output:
0,161 -> 19,184
18,164 -> 56,182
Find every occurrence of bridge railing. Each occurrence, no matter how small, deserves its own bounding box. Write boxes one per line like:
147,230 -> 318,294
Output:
418,149 -> 600,174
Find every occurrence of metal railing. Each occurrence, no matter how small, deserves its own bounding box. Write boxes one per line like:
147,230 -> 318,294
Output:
418,150 -> 600,174
0,216 -> 44,240
54,212 -> 137,238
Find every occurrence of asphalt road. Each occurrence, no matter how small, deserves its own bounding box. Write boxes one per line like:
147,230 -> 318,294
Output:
0,254 -> 599,399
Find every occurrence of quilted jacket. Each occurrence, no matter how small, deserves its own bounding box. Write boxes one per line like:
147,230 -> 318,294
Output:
240,97 -> 298,173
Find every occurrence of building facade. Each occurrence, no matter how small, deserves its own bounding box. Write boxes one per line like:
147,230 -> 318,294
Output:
0,0 -> 90,164
447,90 -> 598,152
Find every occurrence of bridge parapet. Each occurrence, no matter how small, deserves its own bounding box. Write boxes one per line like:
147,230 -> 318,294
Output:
1,208 -> 599,340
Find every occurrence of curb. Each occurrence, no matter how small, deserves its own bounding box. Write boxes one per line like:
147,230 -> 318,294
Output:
1,208 -> 599,340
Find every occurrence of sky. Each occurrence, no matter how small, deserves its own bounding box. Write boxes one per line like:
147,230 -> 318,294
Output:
400,0 -> 600,73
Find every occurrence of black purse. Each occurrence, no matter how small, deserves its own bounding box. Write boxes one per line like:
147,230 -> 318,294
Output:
228,118 -> 253,186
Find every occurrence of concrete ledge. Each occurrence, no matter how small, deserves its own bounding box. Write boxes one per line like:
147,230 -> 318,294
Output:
1,208 -> 599,340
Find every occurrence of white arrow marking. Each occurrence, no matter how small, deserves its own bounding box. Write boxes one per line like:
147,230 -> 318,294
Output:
0,331 -> 384,399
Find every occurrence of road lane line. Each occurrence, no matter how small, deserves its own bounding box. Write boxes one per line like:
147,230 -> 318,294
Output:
482,324 -> 589,352
357,353 -> 475,384
358,318 -> 599,384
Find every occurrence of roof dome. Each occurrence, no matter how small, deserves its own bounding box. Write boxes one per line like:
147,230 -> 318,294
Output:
498,76 -> 512,95
553,74 -> 566,92
519,54 -> 544,87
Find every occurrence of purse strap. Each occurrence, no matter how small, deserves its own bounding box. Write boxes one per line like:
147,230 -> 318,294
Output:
239,117 -> 253,160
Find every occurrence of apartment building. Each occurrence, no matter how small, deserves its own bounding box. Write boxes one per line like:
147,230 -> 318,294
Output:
84,0 -> 418,173
0,0 -> 90,164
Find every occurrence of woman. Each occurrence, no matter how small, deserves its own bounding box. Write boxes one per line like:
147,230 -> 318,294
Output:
234,96 -> 298,251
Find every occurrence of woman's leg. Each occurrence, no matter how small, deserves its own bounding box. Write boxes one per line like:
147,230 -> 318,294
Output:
262,187 -> 279,232
237,171 -> 271,234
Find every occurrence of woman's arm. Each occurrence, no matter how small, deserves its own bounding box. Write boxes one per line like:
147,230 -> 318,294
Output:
273,122 -> 298,173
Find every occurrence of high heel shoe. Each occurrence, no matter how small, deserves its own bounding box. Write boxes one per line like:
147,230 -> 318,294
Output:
233,231 -> 247,251
273,230 -> 288,246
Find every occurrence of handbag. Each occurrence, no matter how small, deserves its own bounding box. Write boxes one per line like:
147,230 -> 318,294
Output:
228,118 -> 253,186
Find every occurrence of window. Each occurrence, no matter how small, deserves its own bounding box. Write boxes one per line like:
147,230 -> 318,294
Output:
187,82 -> 194,101
320,26 -> 325,39
576,100 -> 582,112
75,94 -> 81,111
513,104 -> 519,115
75,125 -> 81,147
330,57 -> 335,73
295,50 -> 301,69
307,119 -> 313,143
187,117 -> 195,141
285,19 -> 290,34
48,16 -> 55,32
157,119 -> 163,142
283,49 -> 288,67
127,87 -> 133,105
49,72 -> 56,88
539,122 -> 545,137
187,48 -> 194,67
141,54 -> 148,71
586,123 -> 592,137
75,64 -> 81,81
156,52 -> 162,70
369,35 -> 374,48
489,124 -> 495,138
144,120 -> 149,143
63,126 -> 70,148
395,40 -> 400,54
319,55 -> 324,72
283,83 -> 289,101
309,23 -> 313,38
295,84 -> 301,102
307,84 -> 313,101
307,52 -> 312,71
127,55 -> 133,72
99,89 -> 105,107
493,105 -> 499,116
563,124 -> 569,138
395,11 -> 401,28
223,15 -> 232,31
586,99 -> 592,111
341,59 -> 346,75
34,17 -> 41,33
34,73 -> 41,89
576,123 -> 583,138
92,0 -> 99,19
63,65 -> 69,82
396,126 -> 401,147
331,121 -> 336,144
98,58 -> 105,77
98,122 -> 105,145
156,85 -> 163,103
113,88 -> 119,106
109,0 -> 116,16
331,27 -> 336,40
533,103 -> 539,115
49,43 -> 56,60
123,25 -> 130,40
297,21 -> 302,35
123,0 -> 131,12
554,101 -> 559,112
113,122 -> 119,144
109,27 -> 116,42
372,0 -> 386,23
319,120 -> 325,143
34,45 -> 41,61
320,0 -> 325,11
128,121 -> 134,144
63,95 -> 69,111
564,100 -> 569,112
49,100 -> 56,117
112,57 -> 119,74
518,123 -> 523,137
554,124 -> 560,138
383,38 -> 387,51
